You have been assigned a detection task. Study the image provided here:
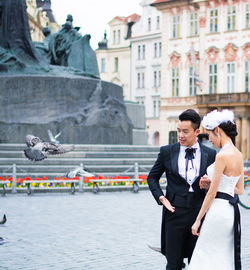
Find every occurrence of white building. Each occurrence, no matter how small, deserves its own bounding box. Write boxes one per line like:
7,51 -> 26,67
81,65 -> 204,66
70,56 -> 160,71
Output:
130,0 -> 162,145
95,14 -> 140,101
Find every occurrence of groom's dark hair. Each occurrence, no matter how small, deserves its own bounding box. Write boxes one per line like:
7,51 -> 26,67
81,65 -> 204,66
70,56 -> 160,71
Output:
179,109 -> 201,130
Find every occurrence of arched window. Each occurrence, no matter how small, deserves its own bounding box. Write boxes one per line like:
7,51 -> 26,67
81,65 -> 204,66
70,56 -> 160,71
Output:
152,131 -> 160,146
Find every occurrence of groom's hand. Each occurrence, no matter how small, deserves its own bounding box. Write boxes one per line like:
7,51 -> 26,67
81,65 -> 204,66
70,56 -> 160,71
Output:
159,196 -> 175,212
199,175 -> 211,190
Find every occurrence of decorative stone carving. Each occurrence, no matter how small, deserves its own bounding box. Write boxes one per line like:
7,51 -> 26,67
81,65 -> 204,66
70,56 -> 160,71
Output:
170,51 -> 181,67
206,46 -> 219,63
224,43 -> 238,62
243,43 -> 250,60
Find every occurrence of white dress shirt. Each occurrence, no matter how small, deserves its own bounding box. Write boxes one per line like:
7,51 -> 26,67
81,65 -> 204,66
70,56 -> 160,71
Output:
178,141 -> 201,192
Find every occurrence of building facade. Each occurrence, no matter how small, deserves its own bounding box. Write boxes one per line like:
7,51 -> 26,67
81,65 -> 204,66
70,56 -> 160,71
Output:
130,0 -> 162,145
152,0 -> 250,159
95,14 -> 140,101
26,0 -> 59,42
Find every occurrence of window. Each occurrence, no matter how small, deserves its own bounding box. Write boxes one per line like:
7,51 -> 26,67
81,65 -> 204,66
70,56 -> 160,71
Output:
210,9 -> 218,32
142,72 -> 145,88
113,30 -> 116,44
169,131 -> 178,144
156,16 -> 160,30
227,6 -> 236,31
101,58 -> 106,73
153,70 -> 161,88
137,73 -> 141,88
208,64 -> 217,94
190,12 -> 198,36
153,99 -> 160,118
227,62 -> 235,93
142,44 -> 146,59
117,30 -> 121,44
154,43 -> 157,58
136,97 -> 145,105
189,67 -> 197,96
154,71 -> 157,87
114,57 -> 119,72
148,17 -> 151,31
153,43 -> 161,58
138,45 -> 141,60
246,3 -> 250,28
137,72 -> 145,88
158,70 -> 161,87
245,61 -> 250,92
172,15 -> 180,38
172,68 -> 179,97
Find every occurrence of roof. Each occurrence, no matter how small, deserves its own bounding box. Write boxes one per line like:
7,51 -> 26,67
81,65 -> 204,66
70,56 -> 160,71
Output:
36,0 -> 56,22
110,13 -> 140,24
151,0 -> 179,5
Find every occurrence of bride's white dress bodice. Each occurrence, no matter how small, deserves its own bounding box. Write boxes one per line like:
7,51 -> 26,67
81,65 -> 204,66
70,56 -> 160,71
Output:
206,163 -> 240,197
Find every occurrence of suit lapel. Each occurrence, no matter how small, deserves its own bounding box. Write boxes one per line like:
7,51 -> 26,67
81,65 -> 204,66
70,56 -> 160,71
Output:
199,142 -> 209,176
171,143 -> 180,174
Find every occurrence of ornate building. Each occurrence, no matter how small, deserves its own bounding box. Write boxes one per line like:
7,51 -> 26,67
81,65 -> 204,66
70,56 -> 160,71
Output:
26,0 -> 59,42
151,0 -> 250,159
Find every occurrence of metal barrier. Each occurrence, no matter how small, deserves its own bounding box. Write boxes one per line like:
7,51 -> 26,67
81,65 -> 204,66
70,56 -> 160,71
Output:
0,162 -> 166,195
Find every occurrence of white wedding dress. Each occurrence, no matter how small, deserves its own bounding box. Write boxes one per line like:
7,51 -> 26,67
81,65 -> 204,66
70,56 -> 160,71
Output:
188,163 -> 240,270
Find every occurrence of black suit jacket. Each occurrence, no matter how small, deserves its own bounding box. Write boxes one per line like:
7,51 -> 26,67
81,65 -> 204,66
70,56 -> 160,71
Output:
148,142 -> 217,208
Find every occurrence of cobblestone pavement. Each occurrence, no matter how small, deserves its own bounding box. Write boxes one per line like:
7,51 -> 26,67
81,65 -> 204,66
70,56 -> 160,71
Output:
0,191 -> 249,270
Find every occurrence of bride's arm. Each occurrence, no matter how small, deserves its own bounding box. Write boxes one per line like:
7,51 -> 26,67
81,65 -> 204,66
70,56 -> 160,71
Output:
234,171 -> 244,195
191,154 -> 225,236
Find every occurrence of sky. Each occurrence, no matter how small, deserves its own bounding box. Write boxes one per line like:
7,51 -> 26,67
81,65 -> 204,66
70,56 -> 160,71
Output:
51,0 -> 142,50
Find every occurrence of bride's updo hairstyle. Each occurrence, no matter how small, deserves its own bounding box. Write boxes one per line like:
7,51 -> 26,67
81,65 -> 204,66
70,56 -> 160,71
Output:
202,109 -> 238,144
218,121 -> 238,144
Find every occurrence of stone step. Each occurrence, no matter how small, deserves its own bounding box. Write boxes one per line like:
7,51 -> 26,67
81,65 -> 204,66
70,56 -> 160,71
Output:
0,144 -> 160,152
0,157 -> 155,166
0,150 -> 158,159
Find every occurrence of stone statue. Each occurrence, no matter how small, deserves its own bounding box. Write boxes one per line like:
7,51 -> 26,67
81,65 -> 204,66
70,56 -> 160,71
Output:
0,4 -> 99,78
0,0 -> 43,66
34,27 -> 51,64
48,14 -> 99,78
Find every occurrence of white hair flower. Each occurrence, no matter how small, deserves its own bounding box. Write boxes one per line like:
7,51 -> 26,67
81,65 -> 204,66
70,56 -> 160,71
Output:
202,109 -> 235,130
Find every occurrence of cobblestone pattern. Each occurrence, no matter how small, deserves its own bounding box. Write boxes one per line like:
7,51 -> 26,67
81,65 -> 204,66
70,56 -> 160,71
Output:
0,191 -> 249,270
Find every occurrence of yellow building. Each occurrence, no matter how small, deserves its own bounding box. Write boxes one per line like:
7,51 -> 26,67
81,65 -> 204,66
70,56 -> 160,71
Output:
26,0 -> 60,42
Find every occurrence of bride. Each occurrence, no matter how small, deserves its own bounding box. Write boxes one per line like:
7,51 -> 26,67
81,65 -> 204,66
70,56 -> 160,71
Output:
188,109 -> 244,270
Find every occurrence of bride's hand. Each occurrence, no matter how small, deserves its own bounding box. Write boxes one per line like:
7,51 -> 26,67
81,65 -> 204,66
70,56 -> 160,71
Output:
191,220 -> 201,236
159,196 -> 175,213
200,174 -> 211,190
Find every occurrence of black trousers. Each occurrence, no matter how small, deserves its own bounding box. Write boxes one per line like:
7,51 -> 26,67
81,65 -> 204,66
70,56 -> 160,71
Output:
164,206 -> 200,270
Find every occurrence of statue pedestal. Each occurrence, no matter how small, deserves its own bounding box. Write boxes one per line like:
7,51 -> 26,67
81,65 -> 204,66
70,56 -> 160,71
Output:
0,75 -> 132,144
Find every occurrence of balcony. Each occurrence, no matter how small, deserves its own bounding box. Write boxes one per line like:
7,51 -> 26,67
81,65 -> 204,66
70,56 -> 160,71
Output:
197,92 -> 250,106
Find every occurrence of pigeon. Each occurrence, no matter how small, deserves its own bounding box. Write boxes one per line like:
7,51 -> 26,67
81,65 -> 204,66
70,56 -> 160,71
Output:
24,134 -> 74,161
0,214 -> 6,225
48,129 -> 61,144
66,166 -> 94,179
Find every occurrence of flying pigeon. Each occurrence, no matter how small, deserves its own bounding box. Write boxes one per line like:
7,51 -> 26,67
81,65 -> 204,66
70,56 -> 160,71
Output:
48,129 -> 61,144
66,166 -> 94,179
24,134 -> 74,161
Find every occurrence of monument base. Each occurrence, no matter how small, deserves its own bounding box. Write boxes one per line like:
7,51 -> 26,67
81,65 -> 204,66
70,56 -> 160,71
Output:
0,75 -> 133,144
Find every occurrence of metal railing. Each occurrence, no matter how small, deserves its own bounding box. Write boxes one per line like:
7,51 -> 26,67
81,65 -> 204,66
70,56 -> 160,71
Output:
0,163 -> 166,195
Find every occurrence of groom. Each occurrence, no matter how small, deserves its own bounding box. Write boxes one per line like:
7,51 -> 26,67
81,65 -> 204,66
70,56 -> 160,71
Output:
147,109 -> 216,270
